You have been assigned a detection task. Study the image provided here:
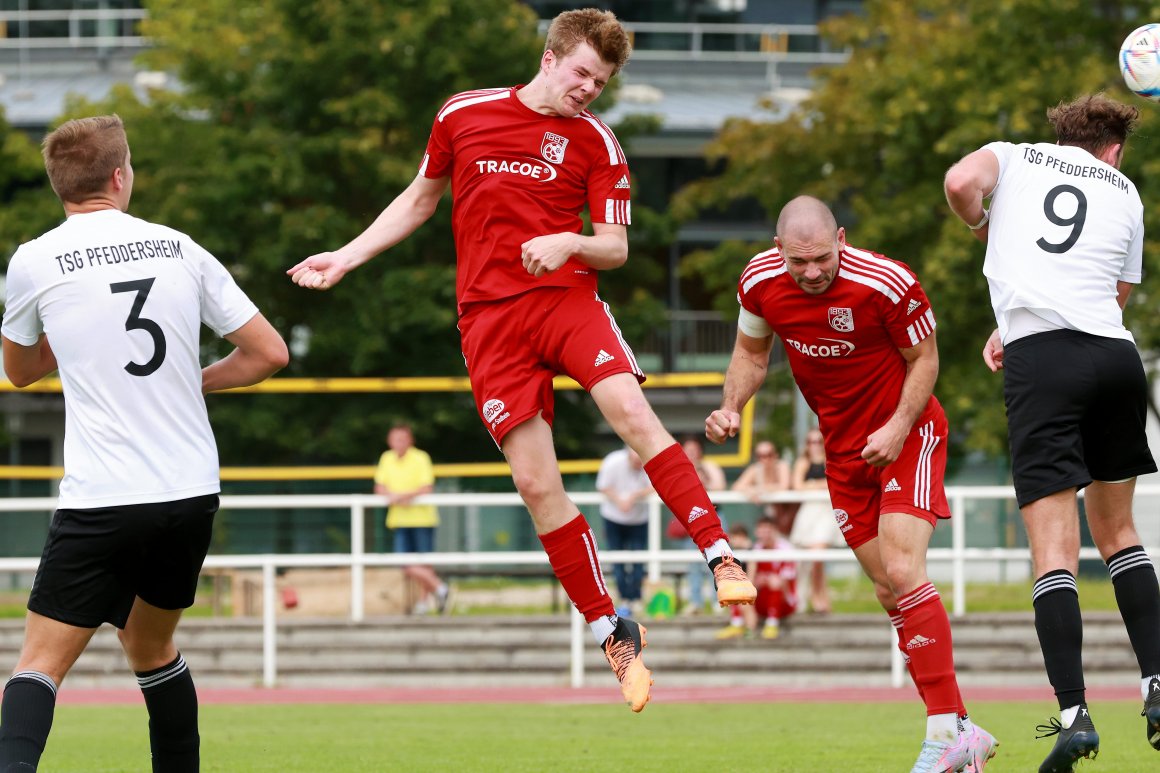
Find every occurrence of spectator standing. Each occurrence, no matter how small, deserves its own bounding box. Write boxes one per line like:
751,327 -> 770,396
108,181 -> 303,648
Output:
374,423 -> 449,614
596,447 -> 653,618
789,428 -> 841,614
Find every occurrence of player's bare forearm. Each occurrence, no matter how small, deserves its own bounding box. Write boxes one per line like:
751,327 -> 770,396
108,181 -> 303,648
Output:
202,314 -> 289,393
288,174 -> 447,289
721,334 -> 771,414
572,223 -> 628,271
708,332 -> 772,444
890,335 -> 939,432
1,335 -> 57,388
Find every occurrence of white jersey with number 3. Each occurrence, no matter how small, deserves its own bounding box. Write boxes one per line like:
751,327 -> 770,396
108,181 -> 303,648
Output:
981,141 -> 1142,344
2,209 -> 258,509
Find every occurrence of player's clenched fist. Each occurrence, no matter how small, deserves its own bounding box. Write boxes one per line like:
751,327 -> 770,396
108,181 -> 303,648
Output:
704,409 -> 740,445
287,252 -> 347,291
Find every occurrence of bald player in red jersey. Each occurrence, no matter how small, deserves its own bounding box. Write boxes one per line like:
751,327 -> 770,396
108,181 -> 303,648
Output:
288,9 -> 754,713
705,196 -> 998,772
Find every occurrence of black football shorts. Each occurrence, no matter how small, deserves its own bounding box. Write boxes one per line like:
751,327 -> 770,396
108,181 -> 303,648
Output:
1003,329 -> 1156,508
28,493 -> 218,629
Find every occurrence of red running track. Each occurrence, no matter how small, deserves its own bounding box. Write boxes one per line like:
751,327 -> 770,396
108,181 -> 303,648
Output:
56,685 -> 1141,706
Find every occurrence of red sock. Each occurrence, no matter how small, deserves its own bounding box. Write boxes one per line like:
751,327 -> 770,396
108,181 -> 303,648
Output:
897,583 -> 966,717
889,608 -> 926,703
643,443 -> 727,550
538,514 -> 615,623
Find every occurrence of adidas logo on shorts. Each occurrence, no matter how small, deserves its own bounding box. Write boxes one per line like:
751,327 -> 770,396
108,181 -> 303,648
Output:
687,506 -> 709,522
884,478 -> 902,493
906,634 -> 935,650
594,349 -> 615,366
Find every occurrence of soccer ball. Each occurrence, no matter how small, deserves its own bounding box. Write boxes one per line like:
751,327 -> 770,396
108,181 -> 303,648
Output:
1121,24 -> 1160,102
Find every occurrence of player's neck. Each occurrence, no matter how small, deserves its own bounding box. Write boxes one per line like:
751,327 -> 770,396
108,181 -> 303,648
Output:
63,198 -> 122,217
516,79 -> 562,117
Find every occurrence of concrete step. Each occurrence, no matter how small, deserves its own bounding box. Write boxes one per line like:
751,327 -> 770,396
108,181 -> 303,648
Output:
0,612 -> 1140,689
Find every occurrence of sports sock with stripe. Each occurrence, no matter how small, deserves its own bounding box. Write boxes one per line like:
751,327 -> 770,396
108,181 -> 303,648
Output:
897,583 -> 965,717
889,608 -> 926,704
643,443 -> 727,550
1033,569 -> 1086,710
538,514 -> 616,633
0,671 -> 57,768
1106,545 -> 1160,679
136,653 -> 199,773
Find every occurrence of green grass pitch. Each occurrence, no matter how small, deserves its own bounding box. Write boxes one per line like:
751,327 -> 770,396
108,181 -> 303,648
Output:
40,700 -> 1156,771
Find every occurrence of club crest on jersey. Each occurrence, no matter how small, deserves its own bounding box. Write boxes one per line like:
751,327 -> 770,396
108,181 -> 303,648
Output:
541,132 -> 569,165
828,307 -> 854,332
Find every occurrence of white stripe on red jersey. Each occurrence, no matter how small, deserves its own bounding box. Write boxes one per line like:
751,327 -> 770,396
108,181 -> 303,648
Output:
603,199 -> 631,225
844,246 -> 916,292
906,309 -> 936,346
579,112 -> 626,165
741,248 -> 787,294
839,251 -> 914,304
437,88 -> 511,122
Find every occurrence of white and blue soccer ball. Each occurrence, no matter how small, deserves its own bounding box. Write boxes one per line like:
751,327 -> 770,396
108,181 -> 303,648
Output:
1121,24 -> 1160,102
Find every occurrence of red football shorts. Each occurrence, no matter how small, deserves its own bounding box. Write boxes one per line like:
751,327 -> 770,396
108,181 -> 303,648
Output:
458,287 -> 645,446
825,409 -> 950,550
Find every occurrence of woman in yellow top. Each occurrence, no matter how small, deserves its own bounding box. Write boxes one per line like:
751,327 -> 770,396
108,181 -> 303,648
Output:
374,423 -> 449,613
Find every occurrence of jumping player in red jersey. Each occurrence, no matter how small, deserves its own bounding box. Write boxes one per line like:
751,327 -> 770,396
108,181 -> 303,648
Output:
287,8 -> 755,713
705,196 -> 998,771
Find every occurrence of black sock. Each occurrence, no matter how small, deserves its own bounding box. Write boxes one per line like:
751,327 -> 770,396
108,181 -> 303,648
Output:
0,671 -> 58,770
1107,545 -> 1160,676
136,654 -> 199,773
1033,570 -> 1086,710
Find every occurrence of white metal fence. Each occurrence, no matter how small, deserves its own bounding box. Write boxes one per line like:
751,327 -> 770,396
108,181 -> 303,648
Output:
0,485 -> 1156,688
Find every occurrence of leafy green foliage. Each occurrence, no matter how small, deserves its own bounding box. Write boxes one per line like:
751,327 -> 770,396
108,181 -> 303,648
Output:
0,112 -> 61,261
40,0 -> 636,467
676,0 -> 1158,457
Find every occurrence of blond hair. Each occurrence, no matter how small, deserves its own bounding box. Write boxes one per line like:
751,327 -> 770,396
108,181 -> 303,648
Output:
41,115 -> 129,203
544,8 -> 631,75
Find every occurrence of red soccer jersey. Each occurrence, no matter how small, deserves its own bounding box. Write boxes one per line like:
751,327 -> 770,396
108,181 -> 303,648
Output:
737,244 -> 943,462
420,87 -> 631,313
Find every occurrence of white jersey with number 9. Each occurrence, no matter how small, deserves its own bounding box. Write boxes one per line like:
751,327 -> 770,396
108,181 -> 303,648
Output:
980,141 -> 1142,345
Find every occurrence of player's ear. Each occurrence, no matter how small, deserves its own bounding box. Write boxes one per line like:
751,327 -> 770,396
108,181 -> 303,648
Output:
1102,142 -> 1124,169
836,226 -> 846,249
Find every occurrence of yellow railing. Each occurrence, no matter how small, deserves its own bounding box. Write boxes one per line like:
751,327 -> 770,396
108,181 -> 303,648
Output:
0,373 -> 755,478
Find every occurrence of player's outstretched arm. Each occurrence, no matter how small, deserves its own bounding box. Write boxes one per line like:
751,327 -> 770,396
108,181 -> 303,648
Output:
288,173 -> 450,290
1,334 -> 57,388
202,313 -> 289,393
944,149 -> 999,243
706,330 -> 773,445
863,334 -> 939,466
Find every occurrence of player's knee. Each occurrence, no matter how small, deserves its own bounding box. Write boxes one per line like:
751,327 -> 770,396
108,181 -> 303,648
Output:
510,468 -> 561,510
118,629 -> 174,670
609,395 -> 662,444
872,582 -> 896,610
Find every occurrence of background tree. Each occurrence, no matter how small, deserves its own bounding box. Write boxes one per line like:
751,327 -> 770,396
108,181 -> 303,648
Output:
675,0 -> 1159,462
32,0 -> 660,471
